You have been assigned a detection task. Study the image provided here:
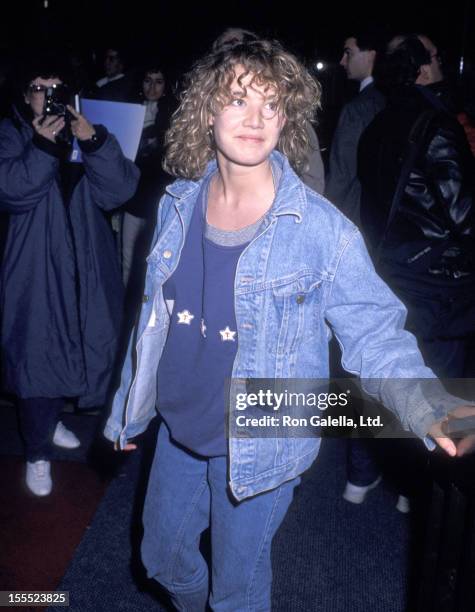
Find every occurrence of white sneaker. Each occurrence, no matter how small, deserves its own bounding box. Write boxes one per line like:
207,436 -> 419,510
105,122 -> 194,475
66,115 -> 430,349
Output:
396,495 -> 410,514
343,476 -> 382,504
26,460 -> 52,496
53,421 -> 80,449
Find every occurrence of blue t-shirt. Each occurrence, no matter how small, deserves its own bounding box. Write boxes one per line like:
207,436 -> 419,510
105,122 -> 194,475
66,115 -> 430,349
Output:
157,177 -> 252,456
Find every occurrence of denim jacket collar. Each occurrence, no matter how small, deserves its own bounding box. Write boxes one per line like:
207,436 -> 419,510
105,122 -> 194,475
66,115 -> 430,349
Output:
165,150 -> 306,222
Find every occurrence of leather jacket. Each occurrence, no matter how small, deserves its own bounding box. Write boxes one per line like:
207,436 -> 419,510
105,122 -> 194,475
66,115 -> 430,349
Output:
358,85 -> 475,284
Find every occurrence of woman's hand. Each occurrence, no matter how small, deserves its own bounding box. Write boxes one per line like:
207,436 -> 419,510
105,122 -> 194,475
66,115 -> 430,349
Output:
32,114 -> 65,142
429,405 -> 475,457
67,105 -> 96,141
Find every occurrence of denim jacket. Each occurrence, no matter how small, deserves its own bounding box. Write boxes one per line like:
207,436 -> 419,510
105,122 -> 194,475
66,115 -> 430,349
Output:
105,151 -> 451,501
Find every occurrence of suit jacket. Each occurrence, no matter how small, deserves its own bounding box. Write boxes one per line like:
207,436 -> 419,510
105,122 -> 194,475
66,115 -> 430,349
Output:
325,83 -> 385,225
89,74 -> 137,103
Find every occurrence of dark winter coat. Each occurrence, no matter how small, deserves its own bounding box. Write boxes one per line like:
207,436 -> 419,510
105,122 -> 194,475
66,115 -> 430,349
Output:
0,108 -> 140,406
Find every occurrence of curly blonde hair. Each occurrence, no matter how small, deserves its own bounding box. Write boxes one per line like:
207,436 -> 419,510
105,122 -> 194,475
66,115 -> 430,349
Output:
164,39 -> 321,180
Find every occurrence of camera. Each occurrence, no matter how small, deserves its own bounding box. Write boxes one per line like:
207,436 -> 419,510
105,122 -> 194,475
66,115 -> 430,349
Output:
42,84 -> 75,144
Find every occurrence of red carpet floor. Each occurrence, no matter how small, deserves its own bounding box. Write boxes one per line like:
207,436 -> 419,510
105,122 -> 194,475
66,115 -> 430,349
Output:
0,456 -> 109,610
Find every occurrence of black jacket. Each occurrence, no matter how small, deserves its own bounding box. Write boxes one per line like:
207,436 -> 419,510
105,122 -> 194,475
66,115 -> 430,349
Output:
358,85 -> 475,343
358,85 -> 474,283
123,95 -> 176,219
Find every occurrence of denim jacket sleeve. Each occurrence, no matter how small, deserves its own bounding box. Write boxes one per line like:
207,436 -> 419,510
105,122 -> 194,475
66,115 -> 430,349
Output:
103,191 -> 174,446
324,227 -> 460,438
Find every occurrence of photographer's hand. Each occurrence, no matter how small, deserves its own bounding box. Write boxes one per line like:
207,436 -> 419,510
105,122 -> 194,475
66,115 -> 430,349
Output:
67,105 -> 96,141
33,114 -> 65,143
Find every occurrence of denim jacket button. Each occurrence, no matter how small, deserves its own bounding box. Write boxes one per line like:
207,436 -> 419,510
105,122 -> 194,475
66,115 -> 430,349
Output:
163,249 -> 172,259
296,294 -> 305,304
142,294 -> 149,303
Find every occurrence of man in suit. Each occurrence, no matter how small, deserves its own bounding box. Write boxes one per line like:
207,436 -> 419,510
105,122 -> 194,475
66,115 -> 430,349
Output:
326,29 -> 389,508
96,47 -> 125,89
93,47 -> 135,103
325,28 -> 385,225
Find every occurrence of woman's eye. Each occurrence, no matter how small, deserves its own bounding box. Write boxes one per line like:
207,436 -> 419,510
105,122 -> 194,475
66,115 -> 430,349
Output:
265,101 -> 278,111
231,98 -> 245,107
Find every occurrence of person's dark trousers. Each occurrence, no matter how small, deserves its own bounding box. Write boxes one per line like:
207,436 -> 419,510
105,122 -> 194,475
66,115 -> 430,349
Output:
18,397 -> 64,462
347,438 -> 381,486
328,338 -> 381,487
347,336 -> 468,488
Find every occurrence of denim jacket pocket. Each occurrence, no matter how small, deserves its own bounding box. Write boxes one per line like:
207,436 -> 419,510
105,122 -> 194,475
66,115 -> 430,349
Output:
271,271 -> 323,374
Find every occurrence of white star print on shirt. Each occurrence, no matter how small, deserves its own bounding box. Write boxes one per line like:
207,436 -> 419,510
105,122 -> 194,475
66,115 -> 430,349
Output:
177,309 -> 195,325
219,326 -> 236,341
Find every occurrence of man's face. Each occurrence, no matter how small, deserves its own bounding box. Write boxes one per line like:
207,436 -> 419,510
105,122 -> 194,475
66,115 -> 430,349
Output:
209,66 -> 286,171
418,35 -> 444,84
24,77 -> 62,118
340,37 -> 375,82
104,49 -> 123,78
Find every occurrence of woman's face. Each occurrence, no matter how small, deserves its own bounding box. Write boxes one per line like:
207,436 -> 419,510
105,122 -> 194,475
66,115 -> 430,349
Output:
142,71 -> 165,101
24,77 -> 62,118
209,66 -> 285,171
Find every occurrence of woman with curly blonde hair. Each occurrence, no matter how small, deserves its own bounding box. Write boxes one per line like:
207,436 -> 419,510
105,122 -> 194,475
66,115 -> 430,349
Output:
164,38 -> 321,180
106,36 -> 463,611
110,40 -> 326,610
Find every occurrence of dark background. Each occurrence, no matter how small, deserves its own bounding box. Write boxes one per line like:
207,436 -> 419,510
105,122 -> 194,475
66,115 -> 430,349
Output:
1,0 -> 474,158
2,0 -> 473,73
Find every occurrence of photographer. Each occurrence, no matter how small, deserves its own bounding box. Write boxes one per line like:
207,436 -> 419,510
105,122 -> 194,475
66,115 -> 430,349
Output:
0,59 -> 139,496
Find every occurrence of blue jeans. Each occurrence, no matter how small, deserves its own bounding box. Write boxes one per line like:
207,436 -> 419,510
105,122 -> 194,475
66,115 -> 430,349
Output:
142,424 -> 300,611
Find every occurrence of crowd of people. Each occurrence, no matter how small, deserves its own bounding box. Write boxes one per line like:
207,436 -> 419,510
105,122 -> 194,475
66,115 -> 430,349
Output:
326,29 -> 475,513
1,26 -> 475,611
